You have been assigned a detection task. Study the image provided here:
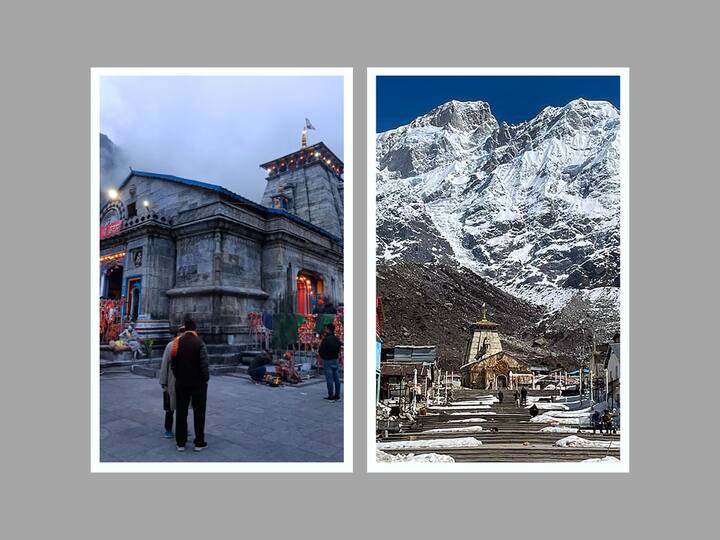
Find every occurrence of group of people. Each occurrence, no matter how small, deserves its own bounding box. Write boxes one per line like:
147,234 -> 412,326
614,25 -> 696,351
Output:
514,387 -> 528,406
591,409 -> 617,435
496,386 -> 528,406
158,319 -> 343,452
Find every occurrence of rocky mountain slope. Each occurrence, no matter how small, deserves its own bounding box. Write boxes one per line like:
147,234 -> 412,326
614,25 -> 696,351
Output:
376,99 -> 621,365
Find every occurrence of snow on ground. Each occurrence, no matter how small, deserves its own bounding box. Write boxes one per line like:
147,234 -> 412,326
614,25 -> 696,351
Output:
537,408 -> 592,418
448,418 -> 487,423
429,405 -> 491,410
424,426 -> 483,434
581,456 -> 620,463
540,426 -> 578,433
376,450 -> 455,463
529,414 -> 582,425
555,435 -> 620,448
526,403 -> 569,411
377,437 -> 482,450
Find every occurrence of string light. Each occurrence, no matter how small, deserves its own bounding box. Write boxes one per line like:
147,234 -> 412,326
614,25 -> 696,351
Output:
100,252 -> 126,263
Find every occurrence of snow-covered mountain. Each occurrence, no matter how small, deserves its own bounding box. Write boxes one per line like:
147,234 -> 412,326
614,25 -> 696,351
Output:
376,98 -> 621,326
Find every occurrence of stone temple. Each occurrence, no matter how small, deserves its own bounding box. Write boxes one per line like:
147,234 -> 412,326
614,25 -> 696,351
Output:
460,305 -> 532,389
99,141 -> 344,346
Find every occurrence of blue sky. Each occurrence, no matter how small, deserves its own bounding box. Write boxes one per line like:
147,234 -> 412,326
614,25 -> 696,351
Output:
101,75 -> 344,202
376,76 -> 620,132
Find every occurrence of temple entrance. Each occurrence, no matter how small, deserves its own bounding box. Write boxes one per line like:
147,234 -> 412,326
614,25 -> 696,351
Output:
296,271 -> 324,315
496,375 -> 507,389
126,277 -> 141,322
105,265 -> 123,299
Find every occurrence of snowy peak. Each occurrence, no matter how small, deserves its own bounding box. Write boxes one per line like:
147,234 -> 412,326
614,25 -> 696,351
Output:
376,97 -> 621,318
377,100 -> 499,177
409,100 -> 498,132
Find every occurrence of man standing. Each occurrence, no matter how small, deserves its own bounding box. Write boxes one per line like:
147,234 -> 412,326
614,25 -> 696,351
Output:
520,386 -> 528,406
318,324 -> 342,401
158,325 -> 183,439
171,316 -> 210,452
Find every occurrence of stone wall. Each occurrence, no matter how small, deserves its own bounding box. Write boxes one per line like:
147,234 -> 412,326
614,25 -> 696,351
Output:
261,162 -> 343,238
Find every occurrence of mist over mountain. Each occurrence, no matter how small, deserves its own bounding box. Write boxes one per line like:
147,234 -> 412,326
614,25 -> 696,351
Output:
100,133 -> 130,190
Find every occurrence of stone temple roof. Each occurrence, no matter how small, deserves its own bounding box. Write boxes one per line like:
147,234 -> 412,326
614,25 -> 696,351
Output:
259,142 -> 343,178
111,169 -> 342,243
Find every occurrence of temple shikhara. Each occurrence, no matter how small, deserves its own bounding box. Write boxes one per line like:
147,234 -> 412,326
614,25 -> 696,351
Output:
459,305 -> 533,390
99,137 -> 344,351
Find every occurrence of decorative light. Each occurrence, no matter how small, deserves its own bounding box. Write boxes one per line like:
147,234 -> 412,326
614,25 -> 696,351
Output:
108,189 -> 118,200
143,200 -> 150,207
100,251 -> 126,263
314,152 -> 320,157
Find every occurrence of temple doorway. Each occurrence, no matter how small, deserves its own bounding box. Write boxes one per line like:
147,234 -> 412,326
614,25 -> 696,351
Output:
126,277 -> 141,322
496,375 -> 508,389
296,271 -> 324,315
105,265 -> 123,300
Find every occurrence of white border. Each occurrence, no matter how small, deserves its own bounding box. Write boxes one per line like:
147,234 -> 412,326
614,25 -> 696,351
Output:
367,67 -> 629,473
91,67 -> 353,473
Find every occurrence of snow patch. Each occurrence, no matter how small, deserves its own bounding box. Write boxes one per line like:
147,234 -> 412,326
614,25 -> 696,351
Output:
377,437 -> 482,450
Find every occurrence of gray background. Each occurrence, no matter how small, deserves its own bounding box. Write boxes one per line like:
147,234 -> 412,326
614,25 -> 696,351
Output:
2,0 -> 715,537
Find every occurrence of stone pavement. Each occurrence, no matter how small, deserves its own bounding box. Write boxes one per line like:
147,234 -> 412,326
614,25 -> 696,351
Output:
100,373 -> 343,462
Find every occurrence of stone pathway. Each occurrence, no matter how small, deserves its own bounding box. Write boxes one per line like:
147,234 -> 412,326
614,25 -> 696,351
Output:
100,372 -> 343,462
378,388 -> 620,462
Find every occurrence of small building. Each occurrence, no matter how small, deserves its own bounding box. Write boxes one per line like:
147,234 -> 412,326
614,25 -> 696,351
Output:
460,306 -> 532,389
379,345 -> 437,401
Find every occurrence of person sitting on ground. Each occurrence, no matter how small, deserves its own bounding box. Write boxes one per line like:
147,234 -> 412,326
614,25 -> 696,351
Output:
279,351 -> 302,384
116,324 -> 143,358
248,348 -> 272,384
529,403 -> 539,417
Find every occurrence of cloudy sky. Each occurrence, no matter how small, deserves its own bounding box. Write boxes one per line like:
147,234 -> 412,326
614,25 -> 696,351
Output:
100,75 -> 344,202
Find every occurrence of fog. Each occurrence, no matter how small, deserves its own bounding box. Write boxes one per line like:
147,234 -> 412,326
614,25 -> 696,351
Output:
100,75 -> 344,202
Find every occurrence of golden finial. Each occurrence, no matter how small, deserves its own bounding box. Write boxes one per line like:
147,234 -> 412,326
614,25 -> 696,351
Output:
482,302 -> 488,321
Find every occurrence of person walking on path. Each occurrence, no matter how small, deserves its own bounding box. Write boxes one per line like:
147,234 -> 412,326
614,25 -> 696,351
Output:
158,325 -> 183,439
602,409 -> 615,435
513,390 -> 520,407
520,386 -> 528,406
171,316 -> 210,452
318,323 -> 342,401
497,390 -> 504,404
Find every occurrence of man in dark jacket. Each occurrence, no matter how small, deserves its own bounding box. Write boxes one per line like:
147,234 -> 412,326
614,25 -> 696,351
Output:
318,324 -> 342,401
520,386 -> 528,406
170,316 -> 210,452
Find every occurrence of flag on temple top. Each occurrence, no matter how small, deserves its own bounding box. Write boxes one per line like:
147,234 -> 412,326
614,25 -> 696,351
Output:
305,118 -> 316,130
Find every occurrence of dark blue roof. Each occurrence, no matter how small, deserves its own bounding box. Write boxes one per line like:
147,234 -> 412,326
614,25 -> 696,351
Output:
116,170 -> 342,243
